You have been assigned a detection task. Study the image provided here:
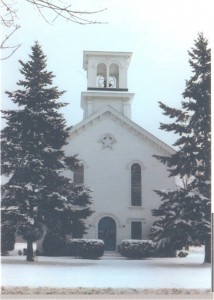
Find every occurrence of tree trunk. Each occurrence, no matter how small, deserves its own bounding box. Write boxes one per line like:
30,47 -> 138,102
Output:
204,236 -> 211,263
26,240 -> 34,261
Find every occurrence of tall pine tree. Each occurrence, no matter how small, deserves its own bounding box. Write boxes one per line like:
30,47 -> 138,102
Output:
1,42 -> 93,261
150,33 -> 211,263
150,179 -> 204,256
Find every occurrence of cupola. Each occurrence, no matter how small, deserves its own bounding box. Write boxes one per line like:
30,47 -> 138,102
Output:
81,51 -> 134,119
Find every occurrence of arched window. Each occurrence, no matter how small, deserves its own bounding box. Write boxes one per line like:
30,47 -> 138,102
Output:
73,164 -> 84,185
131,163 -> 142,206
109,63 -> 119,88
96,63 -> 119,88
96,63 -> 107,88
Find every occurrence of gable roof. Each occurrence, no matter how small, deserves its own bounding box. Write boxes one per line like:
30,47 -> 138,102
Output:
69,105 -> 176,155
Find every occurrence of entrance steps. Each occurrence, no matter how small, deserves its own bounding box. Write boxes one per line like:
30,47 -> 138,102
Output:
102,251 -> 124,259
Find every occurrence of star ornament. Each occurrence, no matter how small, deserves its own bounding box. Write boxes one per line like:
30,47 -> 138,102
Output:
99,133 -> 116,149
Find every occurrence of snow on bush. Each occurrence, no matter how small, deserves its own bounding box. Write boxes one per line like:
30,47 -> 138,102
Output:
119,240 -> 155,259
67,239 -> 104,259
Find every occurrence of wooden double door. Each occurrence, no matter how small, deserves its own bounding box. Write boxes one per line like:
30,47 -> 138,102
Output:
98,217 -> 116,251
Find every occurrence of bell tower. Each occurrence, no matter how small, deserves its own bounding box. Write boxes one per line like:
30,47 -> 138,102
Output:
81,51 -> 135,119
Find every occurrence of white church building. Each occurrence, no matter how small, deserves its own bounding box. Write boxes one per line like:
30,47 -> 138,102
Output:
65,51 -> 176,251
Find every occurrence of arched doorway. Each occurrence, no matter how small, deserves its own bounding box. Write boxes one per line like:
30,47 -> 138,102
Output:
98,217 -> 116,251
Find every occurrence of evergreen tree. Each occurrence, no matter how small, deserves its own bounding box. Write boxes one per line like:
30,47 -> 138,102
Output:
150,180 -> 204,256
1,222 -> 16,255
1,42 -> 93,261
150,33 -> 211,262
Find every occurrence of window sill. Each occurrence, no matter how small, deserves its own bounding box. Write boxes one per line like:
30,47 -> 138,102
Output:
128,206 -> 144,209
73,183 -> 84,186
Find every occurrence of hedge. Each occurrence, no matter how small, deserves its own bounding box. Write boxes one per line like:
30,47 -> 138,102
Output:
67,239 -> 104,259
119,240 -> 155,259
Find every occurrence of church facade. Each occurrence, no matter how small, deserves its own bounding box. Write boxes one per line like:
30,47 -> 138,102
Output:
64,51 -> 176,251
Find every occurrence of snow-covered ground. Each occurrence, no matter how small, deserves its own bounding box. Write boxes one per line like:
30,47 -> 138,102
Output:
1,245 -> 211,292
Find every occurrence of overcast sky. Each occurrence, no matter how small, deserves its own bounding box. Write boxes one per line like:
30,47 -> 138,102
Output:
1,0 -> 213,147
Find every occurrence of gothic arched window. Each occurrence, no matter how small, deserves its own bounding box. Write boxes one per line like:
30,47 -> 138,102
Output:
131,163 -> 142,206
73,164 -> 84,185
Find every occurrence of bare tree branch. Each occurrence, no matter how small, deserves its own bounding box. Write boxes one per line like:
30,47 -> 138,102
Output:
26,0 -> 107,25
1,0 -> 107,59
1,25 -> 21,60
1,0 -> 18,27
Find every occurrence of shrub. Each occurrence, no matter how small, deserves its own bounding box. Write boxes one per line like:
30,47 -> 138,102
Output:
67,239 -> 104,259
119,240 -> 155,259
